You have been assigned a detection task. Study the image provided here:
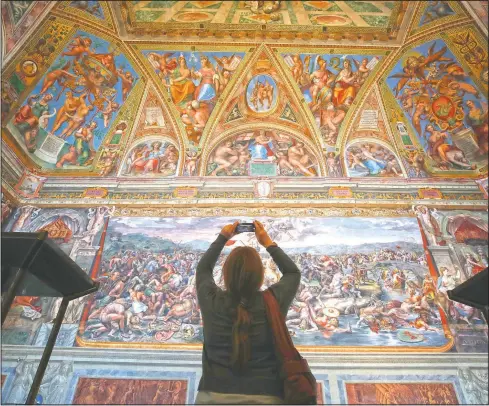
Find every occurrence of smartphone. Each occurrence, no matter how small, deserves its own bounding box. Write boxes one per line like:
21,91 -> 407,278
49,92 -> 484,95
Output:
236,223 -> 255,233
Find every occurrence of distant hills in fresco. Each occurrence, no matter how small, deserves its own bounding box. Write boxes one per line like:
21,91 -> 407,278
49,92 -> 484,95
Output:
104,233 -> 423,256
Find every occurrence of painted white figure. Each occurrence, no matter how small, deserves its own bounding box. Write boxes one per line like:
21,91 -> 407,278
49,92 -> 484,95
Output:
38,108 -> 57,130
413,205 -> 442,245
11,206 -> 40,232
6,360 -> 35,404
49,295 -> 88,324
39,362 -> 73,404
81,206 -> 114,246
459,368 -> 489,405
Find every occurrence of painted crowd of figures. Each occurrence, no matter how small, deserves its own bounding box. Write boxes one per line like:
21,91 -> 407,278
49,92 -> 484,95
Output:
207,131 -> 319,176
146,51 -> 243,144
388,40 -> 488,172
12,31 -> 137,169
285,54 -> 378,145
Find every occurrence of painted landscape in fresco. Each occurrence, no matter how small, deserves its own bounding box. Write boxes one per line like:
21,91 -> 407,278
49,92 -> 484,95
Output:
78,216 -> 452,350
7,31 -> 138,170
207,131 -> 319,177
387,40 -> 488,172
282,53 -> 381,145
143,50 -> 244,144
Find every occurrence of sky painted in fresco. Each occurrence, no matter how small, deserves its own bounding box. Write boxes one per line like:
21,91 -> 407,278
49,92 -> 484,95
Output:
108,216 -> 422,248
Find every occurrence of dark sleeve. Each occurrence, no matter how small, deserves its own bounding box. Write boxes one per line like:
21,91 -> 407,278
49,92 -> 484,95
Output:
196,234 -> 227,309
267,245 -> 301,315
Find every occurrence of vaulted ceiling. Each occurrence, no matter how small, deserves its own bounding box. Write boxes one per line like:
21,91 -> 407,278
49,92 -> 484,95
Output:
1,1 -> 487,196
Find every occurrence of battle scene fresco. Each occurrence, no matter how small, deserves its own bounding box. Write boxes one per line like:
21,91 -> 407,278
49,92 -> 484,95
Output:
345,141 -> 404,178
143,50 -> 244,144
387,39 -> 488,173
282,53 -> 382,145
206,131 -> 320,177
77,216 -> 455,351
6,30 -> 138,171
414,207 -> 488,353
1,206 -> 110,347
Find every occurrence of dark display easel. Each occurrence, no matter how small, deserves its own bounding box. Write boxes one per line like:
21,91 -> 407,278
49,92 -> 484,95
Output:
1,231 -> 99,405
448,267 -> 488,323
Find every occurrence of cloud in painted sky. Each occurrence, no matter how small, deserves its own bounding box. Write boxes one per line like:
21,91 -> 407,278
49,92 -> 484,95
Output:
108,217 -> 422,247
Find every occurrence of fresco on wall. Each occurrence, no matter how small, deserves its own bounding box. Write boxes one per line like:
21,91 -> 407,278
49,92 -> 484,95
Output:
418,1 -> 455,26
76,216 -> 453,351
345,382 -> 459,404
414,207 -> 488,353
466,1 -> 489,28
7,31 -> 138,171
387,40 -> 488,172
69,1 -> 104,19
126,1 -> 395,28
345,142 -> 404,177
1,192 -> 14,224
347,89 -> 392,144
2,206 -> 111,347
1,1 -> 51,58
143,50 -> 244,144
283,53 -> 381,145
246,74 -> 278,113
121,139 -> 179,177
73,378 -> 187,404
206,131 -> 319,176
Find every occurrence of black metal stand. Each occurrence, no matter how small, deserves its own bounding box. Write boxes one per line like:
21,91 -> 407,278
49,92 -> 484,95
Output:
1,232 -> 47,325
25,298 -> 69,405
1,231 -> 99,406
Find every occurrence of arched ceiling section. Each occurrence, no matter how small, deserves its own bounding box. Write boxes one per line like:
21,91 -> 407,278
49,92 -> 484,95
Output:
1,1 -> 55,66
114,1 -> 416,46
0,1 -> 487,186
199,123 -> 326,177
379,24 -> 488,178
53,1 -> 117,32
201,44 -> 322,154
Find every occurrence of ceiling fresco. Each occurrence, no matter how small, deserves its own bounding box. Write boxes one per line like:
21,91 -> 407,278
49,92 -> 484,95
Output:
387,39 -> 488,174
5,30 -> 139,171
282,51 -> 384,147
0,1 -> 487,188
126,1 -> 396,28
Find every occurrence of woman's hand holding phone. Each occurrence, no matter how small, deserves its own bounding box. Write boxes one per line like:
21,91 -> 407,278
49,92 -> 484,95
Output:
253,220 -> 274,248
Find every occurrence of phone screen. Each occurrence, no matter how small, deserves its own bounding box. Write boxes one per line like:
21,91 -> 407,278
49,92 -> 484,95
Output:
236,223 -> 255,233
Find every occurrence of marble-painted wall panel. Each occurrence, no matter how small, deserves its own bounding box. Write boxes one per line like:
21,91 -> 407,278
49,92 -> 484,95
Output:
2,350 -> 487,405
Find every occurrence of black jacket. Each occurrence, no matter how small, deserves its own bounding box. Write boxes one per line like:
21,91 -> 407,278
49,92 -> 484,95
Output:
196,234 -> 301,397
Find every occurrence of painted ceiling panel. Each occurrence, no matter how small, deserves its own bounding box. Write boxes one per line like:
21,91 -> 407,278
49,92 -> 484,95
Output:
387,39 -> 488,175
0,1 -> 487,183
6,30 -> 139,172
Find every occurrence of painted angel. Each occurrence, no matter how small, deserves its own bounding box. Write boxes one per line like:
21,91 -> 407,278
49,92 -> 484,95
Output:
389,42 -> 452,96
147,52 -> 177,77
185,150 -> 201,176
213,54 -> 238,93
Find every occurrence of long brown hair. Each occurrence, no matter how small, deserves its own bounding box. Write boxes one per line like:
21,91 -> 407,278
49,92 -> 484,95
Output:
223,246 -> 264,372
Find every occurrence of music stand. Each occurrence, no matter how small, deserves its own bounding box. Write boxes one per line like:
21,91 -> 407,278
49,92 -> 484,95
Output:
448,268 -> 488,323
1,231 -> 99,405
